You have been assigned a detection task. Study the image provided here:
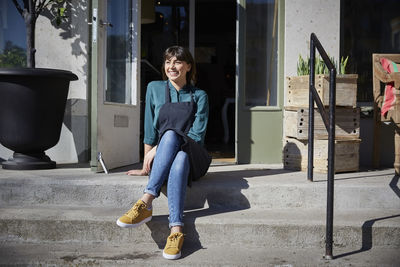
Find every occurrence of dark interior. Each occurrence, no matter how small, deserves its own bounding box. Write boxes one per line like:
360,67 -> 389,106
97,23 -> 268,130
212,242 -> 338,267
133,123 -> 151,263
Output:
141,0 -> 236,161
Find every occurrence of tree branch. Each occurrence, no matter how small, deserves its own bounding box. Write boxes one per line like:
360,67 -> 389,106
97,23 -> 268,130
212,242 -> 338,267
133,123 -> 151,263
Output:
12,0 -> 24,16
36,0 -> 51,15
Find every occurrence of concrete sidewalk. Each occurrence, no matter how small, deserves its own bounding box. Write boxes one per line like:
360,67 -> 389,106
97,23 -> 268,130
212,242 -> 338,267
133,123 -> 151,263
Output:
0,163 -> 399,266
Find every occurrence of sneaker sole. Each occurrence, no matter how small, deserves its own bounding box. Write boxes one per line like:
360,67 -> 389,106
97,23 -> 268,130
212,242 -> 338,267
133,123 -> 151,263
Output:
163,251 -> 181,260
116,216 -> 152,228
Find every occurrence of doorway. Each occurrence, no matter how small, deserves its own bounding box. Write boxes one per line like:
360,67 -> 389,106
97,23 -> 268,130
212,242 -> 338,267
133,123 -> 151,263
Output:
141,0 -> 236,163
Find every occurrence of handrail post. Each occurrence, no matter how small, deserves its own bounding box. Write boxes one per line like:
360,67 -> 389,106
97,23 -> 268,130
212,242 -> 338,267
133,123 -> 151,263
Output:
308,38 -> 315,182
308,33 -> 336,260
325,68 -> 336,260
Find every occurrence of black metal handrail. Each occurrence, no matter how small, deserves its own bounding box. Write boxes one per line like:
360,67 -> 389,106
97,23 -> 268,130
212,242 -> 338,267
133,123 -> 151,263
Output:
308,33 -> 336,259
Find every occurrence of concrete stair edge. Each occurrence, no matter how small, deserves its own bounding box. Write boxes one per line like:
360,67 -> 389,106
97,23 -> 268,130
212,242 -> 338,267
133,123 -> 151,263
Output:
0,206 -> 399,249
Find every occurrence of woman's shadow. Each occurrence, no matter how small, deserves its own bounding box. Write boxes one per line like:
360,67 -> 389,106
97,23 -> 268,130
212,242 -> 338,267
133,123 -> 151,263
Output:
144,167 -> 290,258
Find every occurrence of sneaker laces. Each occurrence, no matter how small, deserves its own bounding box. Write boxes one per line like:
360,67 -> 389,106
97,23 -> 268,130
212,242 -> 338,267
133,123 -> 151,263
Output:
166,233 -> 183,249
125,202 -> 146,218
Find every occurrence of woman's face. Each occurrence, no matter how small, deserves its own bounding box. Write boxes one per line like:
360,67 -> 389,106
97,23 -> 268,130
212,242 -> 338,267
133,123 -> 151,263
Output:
164,56 -> 191,84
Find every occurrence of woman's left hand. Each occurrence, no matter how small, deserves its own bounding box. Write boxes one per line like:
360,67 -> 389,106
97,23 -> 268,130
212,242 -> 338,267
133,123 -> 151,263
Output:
142,146 -> 157,174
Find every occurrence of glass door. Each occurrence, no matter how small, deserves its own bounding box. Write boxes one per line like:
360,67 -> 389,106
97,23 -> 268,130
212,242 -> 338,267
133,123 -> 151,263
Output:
90,0 -> 141,171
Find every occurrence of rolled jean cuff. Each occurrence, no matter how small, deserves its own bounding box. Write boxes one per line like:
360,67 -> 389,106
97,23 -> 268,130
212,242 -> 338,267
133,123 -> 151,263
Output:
169,222 -> 184,228
144,189 -> 159,198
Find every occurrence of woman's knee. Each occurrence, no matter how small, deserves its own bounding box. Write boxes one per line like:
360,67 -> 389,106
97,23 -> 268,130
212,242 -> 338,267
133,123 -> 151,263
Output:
160,130 -> 180,143
170,151 -> 189,174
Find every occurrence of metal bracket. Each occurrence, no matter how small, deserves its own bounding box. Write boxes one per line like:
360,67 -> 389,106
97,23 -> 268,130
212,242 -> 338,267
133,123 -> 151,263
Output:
97,152 -> 109,174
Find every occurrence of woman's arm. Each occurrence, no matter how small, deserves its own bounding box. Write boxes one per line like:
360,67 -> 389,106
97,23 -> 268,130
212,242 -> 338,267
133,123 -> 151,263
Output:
127,82 -> 160,176
187,90 -> 209,144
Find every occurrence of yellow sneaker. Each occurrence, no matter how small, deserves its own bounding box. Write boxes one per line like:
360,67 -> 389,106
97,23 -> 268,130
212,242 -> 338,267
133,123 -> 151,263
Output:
116,199 -> 152,228
163,232 -> 184,260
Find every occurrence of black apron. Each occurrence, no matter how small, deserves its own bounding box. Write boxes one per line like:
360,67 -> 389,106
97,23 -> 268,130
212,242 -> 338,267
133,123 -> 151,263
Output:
157,82 -> 211,186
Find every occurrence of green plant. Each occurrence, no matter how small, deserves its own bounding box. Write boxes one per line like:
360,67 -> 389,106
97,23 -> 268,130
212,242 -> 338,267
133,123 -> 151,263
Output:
296,55 -> 350,76
339,56 -> 349,75
297,55 -> 309,76
12,0 -> 67,68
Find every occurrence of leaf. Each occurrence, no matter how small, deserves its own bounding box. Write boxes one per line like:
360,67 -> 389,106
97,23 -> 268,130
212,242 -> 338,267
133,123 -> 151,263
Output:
59,7 -> 66,17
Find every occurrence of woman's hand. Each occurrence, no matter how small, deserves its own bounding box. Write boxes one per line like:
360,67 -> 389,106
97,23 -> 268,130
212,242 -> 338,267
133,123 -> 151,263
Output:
126,169 -> 148,176
142,146 -> 157,174
126,145 -> 157,176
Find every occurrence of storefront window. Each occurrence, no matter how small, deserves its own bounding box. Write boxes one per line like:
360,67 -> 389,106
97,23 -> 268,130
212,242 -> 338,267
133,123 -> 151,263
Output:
0,1 -> 26,67
341,0 -> 400,102
245,0 -> 278,107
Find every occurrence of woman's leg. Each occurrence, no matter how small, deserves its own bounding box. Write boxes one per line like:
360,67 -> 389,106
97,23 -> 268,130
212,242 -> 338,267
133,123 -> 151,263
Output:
117,130 -> 183,228
167,150 -> 190,229
144,130 -> 183,199
162,150 -> 189,260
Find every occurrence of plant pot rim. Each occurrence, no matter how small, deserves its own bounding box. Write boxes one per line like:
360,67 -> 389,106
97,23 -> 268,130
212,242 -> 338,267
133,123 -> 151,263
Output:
0,67 -> 78,81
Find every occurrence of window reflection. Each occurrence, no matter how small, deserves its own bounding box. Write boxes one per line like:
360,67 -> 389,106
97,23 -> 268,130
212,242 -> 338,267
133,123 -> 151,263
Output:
245,0 -> 278,107
0,1 -> 26,67
106,0 -> 134,104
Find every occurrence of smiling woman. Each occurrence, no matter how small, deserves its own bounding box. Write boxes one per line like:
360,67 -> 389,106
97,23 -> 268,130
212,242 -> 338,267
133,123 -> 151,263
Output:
119,45 -> 211,260
162,46 -> 196,89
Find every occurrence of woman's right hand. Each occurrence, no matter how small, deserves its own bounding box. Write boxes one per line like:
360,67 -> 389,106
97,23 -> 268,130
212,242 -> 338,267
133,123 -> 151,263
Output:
126,169 -> 148,176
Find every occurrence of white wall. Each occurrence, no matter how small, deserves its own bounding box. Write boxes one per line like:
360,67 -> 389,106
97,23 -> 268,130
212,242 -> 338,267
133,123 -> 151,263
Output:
284,0 -> 341,89
37,1 -> 89,163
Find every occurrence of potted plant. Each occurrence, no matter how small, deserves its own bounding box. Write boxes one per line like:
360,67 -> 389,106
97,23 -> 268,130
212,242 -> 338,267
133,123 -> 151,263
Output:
0,0 -> 78,170
286,55 -> 358,107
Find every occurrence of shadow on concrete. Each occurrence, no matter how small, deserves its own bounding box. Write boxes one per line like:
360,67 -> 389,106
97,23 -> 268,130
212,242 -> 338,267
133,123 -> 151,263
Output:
312,171 -> 395,182
142,168 -> 285,258
334,175 -> 400,259
333,214 -> 400,259
389,175 -> 400,197
57,163 -> 90,169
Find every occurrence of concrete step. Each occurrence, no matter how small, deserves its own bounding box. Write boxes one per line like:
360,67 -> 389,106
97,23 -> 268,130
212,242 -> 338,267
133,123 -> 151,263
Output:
1,165 -> 399,265
1,206 -> 399,249
1,166 -> 399,211
1,241 -> 399,266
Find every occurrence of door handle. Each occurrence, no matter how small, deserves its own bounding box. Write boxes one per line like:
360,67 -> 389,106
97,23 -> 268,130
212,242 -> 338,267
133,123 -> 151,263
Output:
100,20 -> 113,28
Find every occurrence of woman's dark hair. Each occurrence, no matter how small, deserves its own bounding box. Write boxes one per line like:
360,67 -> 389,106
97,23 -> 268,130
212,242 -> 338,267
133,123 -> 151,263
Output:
161,46 -> 197,85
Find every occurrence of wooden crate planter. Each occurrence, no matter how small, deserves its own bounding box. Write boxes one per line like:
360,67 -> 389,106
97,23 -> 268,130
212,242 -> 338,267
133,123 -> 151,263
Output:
286,74 -> 358,108
284,107 -> 360,140
283,137 -> 360,173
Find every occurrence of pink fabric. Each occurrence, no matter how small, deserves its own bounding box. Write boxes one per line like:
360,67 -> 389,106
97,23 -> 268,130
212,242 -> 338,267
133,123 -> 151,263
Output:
380,57 -> 397,116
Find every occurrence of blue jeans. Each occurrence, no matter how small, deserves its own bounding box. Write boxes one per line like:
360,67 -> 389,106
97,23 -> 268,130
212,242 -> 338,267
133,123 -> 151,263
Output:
144,130 -> 190,228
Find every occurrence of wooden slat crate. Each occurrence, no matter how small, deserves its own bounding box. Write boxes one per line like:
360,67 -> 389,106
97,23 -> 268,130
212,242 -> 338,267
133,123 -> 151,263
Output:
284,107 -> 360,140
283,137 -> 360,173
286,74 -> 358,108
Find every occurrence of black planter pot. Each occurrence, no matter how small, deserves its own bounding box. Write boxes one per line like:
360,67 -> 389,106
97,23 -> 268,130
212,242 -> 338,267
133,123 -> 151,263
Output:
0,68 -> 78,170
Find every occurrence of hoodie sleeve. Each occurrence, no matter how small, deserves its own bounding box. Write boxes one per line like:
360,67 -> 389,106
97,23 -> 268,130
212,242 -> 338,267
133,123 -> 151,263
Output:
187,90 -> 209,145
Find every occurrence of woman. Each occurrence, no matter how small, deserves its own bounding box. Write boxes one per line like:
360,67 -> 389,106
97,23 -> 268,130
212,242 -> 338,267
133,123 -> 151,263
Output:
116,46 -> 210,260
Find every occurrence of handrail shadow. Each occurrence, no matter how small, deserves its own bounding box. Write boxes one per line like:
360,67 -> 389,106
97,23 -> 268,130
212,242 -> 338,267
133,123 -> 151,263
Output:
334,175 -> 400,259
312,171 -> 396,183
